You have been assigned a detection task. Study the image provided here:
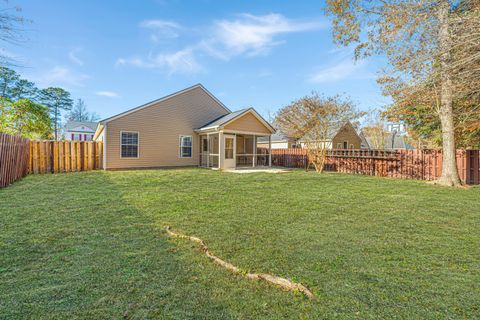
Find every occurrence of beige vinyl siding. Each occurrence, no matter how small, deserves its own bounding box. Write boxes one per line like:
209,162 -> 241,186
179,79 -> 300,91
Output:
224,112 -> 272,134
332,123 -> 362,149
94,128 -> 105,142
105,87 -> 229,169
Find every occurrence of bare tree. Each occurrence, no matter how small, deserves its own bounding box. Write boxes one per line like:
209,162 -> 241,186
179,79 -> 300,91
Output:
65,99 -> 100,123
362,110 -> 389,149
275,93 -> 363,173
0,1 -> 27,67
325,0 -> 480,186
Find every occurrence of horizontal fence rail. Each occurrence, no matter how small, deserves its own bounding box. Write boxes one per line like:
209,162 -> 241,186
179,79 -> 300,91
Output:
29,140 -> 103,174
271,148 -> 480,185
0,133 -> 30,188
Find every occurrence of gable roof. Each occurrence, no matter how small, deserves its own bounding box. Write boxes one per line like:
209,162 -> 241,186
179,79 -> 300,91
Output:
64,121 -> 98,132
196,107 -> 276,133
99,84 -> 231,124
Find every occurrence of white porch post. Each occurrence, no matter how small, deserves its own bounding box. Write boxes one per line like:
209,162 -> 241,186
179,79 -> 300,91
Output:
206,133 -> 210,168
218,131 -> 223,169
268,135 -> 272,167
252,135 -> 256,167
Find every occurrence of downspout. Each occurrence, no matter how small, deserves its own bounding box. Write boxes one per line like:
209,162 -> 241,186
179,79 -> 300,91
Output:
103,124 -> 107,170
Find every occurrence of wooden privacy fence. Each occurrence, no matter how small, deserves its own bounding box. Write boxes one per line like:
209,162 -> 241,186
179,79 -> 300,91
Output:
29,140 -> 103,174
0,133 -> 30,188
0,133 -> 104,188
271,148 -> 480,185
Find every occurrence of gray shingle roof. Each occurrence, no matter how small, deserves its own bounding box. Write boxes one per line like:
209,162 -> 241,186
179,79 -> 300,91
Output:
197,108 -> 250,129
364,133 -> 412,149
257,132 -> 291,143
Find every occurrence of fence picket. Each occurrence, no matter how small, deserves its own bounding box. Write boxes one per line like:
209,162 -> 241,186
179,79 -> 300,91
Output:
1,134 -> 104,188
0,133 -> 30,187
270,148 -> 480,185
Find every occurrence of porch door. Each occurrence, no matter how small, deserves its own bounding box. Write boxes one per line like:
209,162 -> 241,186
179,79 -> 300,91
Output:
224,134 -> 236,169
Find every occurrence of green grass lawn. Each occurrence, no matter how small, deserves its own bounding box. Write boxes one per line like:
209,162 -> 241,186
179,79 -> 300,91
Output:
1,169 -> 479,319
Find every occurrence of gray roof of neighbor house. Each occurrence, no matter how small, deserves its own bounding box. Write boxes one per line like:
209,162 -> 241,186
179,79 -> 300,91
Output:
359,131 -> 370,149
259,121 -> 360,143
64,121 -> 98,132
364,133 -> 412,149
257,132 -> 293,143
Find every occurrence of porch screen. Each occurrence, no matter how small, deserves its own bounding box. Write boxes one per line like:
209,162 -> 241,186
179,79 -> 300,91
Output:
225,138 -> 234,159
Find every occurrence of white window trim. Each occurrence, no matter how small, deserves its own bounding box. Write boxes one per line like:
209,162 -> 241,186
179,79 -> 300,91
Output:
179,135 -> 193,158
120,131 -> 139,159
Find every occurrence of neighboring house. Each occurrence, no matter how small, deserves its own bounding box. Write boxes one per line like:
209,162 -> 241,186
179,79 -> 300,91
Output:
93,84 -> 275,170
64,121 -> 98,141
257,132 -> 299,149
259,121 -> 366,150
328,121 -> 365,149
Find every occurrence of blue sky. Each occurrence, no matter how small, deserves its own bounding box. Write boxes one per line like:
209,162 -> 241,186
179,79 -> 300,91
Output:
5,0 -> 389,120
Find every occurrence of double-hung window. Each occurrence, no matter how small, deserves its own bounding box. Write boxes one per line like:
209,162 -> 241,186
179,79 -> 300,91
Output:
121,131 -> 139,158
180,135 -> 192,158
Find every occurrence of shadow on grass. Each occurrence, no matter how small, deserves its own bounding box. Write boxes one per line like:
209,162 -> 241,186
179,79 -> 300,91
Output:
0,171 -> 239,319
2,169 -> 479,319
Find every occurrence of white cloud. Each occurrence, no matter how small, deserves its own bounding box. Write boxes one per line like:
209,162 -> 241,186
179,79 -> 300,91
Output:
140,19 -> 181,42
309,60 -> 366,83
117,13 -> 324,74
33,66 -> 89,88
96,91 -> 119,98
0,48 -> 18,60
68,48 -> 84,66
211,13 -> 324,57
141,19 -> 180,29
117,48 -> 202,75
115,57 -> 144,67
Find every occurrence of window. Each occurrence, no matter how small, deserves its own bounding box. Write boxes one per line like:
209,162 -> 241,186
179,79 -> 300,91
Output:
180,135 -> 192,158
336,143 -> 342,149
350,144 -> 355,149
121,131 -> 139,158
343,141 -> 348,149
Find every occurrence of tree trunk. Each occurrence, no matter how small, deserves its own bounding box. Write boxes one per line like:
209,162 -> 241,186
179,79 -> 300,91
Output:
436,1 -> 462,187
54,107 -> 58,141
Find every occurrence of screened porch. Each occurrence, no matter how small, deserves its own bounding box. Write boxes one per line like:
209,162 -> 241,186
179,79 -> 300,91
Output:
199,133 -> 272,170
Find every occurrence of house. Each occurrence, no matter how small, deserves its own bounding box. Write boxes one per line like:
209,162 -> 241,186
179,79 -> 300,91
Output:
93,84 -> 275,170
258,121 -> 366,150
318,121 -> 366,149
257,132 -> 299,149
64,121 -> 98,141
